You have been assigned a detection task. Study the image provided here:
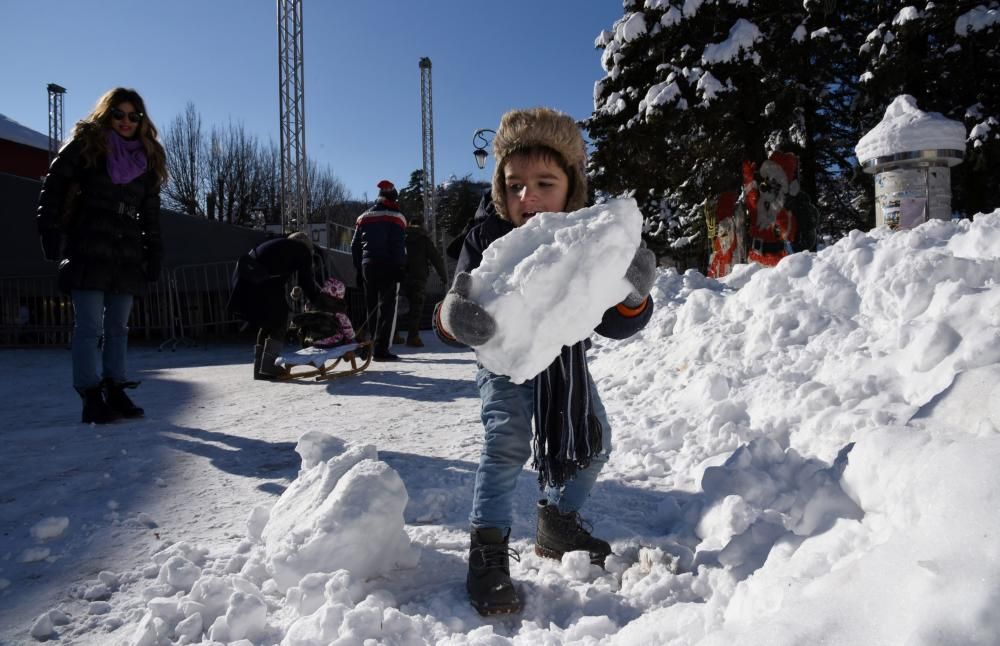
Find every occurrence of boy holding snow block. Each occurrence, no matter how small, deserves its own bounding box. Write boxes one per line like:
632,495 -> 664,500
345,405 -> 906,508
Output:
432,107 -> 656,616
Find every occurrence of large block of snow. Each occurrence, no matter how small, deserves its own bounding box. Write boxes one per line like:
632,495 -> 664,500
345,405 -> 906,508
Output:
468,198 -> 642,383
261,440 -> 418,591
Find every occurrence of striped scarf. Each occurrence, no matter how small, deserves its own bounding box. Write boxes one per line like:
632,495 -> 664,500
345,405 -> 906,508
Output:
532,341 -> 604,489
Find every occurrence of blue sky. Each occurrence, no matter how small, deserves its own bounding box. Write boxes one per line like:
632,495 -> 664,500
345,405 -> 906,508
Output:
1,0 -> 623,200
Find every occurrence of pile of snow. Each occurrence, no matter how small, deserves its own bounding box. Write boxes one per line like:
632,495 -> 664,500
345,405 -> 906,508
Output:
856,94 -> 967,164
467,197 -> 641,383
589,209 -> 1000,644
128,434 -> 418,645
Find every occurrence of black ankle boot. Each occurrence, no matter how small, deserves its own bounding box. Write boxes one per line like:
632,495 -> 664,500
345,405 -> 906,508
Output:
535,500 -> 612,566
372,345 -> 399,362
258,339 -> 286,378
80,387 -> 120,424
102,379 -> 144,418
467,527 -> 522,616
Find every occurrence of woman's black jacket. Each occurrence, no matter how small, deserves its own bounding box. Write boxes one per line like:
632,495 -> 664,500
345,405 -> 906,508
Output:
37,137 -> 163,295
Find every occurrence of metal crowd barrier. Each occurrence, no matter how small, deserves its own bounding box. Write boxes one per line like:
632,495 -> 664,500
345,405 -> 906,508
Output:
0,275 -> 74,347
0,257 -> 368,349
0,274 -> 172,348
158,260 -> 242,350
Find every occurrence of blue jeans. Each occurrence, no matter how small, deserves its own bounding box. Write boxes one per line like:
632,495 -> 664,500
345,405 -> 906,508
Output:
71,290 -> 134,390
470,365 -> 612,531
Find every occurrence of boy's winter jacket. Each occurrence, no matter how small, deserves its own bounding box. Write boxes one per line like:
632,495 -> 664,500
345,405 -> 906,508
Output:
443,208 -> 653,487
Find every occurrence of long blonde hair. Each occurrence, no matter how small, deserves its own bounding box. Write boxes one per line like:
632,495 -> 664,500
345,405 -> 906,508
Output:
70,87 -> 168,187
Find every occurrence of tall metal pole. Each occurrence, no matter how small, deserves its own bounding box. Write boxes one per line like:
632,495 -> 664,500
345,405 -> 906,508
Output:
277,0 -> 308,233
47,83 -> 66,162
419,58 -> 439,255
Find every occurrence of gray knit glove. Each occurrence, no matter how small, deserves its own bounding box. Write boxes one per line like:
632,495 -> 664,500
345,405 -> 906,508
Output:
439,272 -> 496,346
623,245 -> 656,308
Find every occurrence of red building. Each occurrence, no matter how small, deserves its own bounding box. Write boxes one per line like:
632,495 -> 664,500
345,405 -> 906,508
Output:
0,113 -> 52,181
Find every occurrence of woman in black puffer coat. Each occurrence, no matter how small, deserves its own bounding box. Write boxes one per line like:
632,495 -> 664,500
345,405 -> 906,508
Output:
36,87 -> 167,424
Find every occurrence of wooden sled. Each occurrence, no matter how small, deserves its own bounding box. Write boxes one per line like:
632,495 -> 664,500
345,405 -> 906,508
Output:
275,340 -> 373,382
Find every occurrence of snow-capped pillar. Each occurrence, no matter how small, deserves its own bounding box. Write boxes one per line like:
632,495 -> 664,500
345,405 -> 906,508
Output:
856,95 -> 966,230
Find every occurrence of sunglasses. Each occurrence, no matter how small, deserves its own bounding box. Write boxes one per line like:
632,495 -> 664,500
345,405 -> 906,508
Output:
110,108 -> 143,124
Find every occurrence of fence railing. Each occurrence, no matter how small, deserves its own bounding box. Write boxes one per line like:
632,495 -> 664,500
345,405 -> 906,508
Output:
0,259 -> 370,349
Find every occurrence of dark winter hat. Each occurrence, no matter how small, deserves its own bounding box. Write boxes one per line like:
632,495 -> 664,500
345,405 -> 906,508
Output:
377,179 -> 398,202
490,107 -> 588,221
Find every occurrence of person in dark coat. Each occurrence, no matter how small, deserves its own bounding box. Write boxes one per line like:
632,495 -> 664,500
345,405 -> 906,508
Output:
432,108 -> 656,616
446,188 -> 495,262
36,87 -> 166,424
397,214 -> 447,347
230,232 -> 337,380
351,180 -> 407,361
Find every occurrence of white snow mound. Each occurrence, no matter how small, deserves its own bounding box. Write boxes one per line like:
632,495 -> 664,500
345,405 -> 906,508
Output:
855,94 -> 966,164
468,197 -> 642,383
262,439 -> 418,591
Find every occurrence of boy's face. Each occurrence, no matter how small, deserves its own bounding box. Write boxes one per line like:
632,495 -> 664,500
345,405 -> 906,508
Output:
503,153 -> 570,227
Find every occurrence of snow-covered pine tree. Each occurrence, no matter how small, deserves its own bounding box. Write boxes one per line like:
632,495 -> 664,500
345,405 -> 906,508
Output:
756,0 -> 873,239
588,0 -> 762,269
856,1 -> 1000,218
588,0 -> 879,264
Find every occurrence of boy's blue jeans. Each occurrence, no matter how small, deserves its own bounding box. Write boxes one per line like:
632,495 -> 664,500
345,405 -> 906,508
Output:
71,290 -> 134,391
471,365 -> 611,531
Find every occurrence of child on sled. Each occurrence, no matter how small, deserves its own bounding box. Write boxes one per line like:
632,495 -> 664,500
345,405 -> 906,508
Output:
291,277 -> 357,349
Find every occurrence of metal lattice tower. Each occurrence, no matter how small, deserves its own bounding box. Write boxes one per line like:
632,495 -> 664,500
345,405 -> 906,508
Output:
419,58 -> 438,248
277,0 -> 308,233
47,83 -> 66,162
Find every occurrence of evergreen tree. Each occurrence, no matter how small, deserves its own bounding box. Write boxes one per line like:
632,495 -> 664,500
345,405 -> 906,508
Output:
397,169 -> 425,220
435,175 -> 489,239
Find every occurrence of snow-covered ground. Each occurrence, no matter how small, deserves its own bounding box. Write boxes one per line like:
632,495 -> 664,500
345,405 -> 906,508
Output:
4,211 -> 1000,645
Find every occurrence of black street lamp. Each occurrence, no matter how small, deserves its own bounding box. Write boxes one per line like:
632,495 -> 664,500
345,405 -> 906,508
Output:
473,128 -> 496,169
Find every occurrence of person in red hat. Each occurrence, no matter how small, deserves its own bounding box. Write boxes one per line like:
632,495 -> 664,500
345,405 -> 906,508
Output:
351,180 -> 408,361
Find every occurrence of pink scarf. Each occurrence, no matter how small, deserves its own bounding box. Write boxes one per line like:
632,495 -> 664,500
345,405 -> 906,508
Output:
105,130 -> 148,185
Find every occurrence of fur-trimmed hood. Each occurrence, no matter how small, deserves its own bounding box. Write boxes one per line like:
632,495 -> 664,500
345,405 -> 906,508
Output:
490,107 -> 588,220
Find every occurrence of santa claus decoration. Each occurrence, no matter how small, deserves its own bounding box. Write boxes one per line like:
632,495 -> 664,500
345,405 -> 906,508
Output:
745,151 -> 799,267
707,191 -> 744,278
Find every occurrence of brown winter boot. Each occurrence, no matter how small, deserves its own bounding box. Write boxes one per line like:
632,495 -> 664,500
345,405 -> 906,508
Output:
405,334 -> 424,348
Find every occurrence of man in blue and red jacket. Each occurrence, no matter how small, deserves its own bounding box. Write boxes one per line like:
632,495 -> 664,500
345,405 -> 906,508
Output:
351,180 -> 407,361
